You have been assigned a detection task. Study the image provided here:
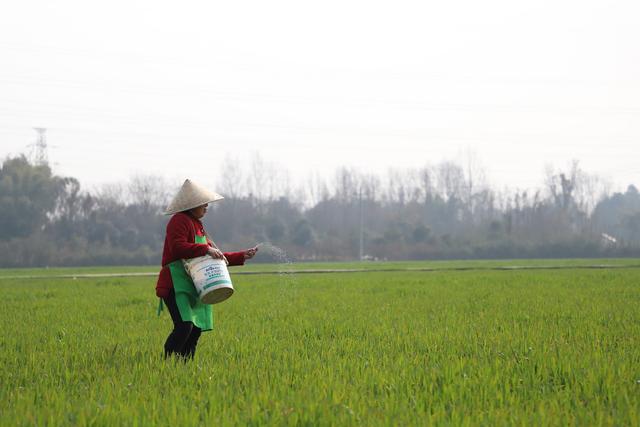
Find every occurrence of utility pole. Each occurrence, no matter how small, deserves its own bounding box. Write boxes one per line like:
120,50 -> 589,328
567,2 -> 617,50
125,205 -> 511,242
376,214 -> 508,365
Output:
31,127 -> 48,165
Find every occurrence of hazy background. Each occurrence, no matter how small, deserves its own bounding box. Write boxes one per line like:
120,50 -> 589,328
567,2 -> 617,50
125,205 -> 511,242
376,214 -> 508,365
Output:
1,0 -> 639,191
2,1 -> 640,267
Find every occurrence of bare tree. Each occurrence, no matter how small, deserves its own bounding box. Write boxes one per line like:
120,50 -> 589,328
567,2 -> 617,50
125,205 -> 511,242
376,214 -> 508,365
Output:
436,161 -> 466,201
385,168 -> 424,205
246,152 -> 267,202
218,154 -> 245,199
128,174 -> 169,213
305,172 -> 329,208
93,182 -> 127,209
360,172 -> 381,202
418,166 -> 434,203
244,152 -> 295,203
334,167 -> 359,203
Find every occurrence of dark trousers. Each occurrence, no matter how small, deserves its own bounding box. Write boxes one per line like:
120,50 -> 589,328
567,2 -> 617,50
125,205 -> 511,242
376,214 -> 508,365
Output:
163,289 -> 202,359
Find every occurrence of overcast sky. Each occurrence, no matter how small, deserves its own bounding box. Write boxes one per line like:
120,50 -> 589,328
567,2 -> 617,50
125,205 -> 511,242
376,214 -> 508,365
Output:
1,0 -> 638,194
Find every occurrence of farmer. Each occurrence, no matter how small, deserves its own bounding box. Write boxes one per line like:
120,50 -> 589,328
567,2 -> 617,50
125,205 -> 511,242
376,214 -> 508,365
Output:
156,179 -> 258,359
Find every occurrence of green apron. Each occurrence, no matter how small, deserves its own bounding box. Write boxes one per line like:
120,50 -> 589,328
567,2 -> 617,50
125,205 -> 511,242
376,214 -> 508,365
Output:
166,234 -> 213,331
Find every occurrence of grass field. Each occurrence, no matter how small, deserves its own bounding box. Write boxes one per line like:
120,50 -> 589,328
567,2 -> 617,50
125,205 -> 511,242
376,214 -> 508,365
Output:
1,261 -> 639,425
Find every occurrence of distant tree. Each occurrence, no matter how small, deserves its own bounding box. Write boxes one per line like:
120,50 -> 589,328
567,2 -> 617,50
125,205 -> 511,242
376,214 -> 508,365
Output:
305,172 -> 330,207
334,167 -> 359,203
0,155 -> 65,239
292,219 -> 315,247
48,177 -> 94,239
411,224 -> 431,243
218,154 -> 245,199
436,161 -> 465,202
623,212 -> 640,243
266,218 -> 286,241
1,152 -> 639,267
128,175 -> 169,214
592,185 -> 640,244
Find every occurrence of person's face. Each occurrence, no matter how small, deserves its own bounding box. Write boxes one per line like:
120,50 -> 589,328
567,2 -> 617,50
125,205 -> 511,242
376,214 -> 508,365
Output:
190,204 -> 208,219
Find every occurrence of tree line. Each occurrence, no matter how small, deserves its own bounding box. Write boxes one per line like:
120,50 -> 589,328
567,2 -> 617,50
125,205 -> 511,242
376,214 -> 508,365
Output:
1,153 -> 639,268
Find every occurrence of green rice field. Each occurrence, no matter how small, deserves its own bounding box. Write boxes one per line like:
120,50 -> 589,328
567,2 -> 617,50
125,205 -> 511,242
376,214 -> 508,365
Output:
2,260 -> 639,425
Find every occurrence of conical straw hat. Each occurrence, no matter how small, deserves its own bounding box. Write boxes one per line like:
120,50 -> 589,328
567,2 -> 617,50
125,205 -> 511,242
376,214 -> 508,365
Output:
164,179 -> 224,215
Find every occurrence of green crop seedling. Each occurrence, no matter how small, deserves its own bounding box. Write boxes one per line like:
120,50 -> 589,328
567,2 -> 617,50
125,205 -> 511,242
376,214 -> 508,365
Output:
1,261 -> 639,425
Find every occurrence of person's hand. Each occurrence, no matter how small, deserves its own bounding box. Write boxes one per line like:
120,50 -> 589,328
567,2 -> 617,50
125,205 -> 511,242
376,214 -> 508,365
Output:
207,247 -> 226,262
244,246 -> 259,260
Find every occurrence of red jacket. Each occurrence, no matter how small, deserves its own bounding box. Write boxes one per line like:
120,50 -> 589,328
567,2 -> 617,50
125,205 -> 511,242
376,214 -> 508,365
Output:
155,212 -> 245,298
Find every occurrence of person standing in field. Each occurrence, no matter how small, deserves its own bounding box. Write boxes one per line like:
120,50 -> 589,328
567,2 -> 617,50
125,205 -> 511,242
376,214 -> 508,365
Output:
156,179 -> 258,359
